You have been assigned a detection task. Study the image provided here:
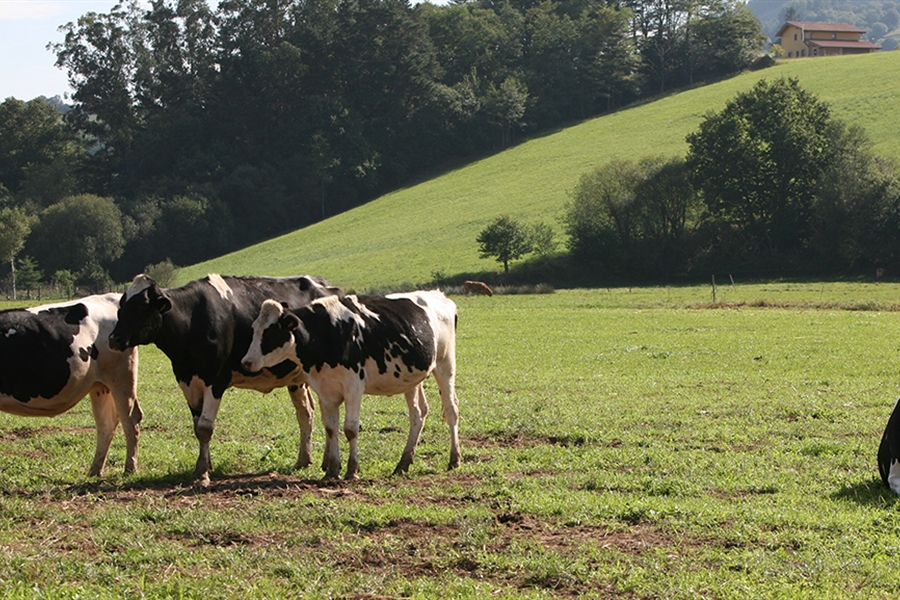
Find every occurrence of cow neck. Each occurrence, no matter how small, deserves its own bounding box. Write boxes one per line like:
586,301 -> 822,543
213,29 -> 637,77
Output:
150,285 -> 196,360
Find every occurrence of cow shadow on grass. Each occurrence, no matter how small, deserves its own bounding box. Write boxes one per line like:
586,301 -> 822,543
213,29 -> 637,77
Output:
831,476 -> 899,507
55,470 -> 350,501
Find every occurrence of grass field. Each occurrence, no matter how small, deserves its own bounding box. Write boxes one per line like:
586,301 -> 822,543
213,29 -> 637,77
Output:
2,282 -> 900,598
176,51 -> 900,290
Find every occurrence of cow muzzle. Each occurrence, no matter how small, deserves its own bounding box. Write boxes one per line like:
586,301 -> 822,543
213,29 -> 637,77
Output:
242,357 -> 263,373
108,333 -> 129,352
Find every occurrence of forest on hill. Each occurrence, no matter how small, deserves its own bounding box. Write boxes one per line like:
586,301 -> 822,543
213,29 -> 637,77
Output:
0,0 -> 766,288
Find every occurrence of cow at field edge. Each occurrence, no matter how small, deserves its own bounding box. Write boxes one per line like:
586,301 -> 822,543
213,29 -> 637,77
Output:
108,273 -> 340,486
463,281 -> 493,296
878,397 -> 900,494
0,293 -> 142,476
241,291 -> 461,480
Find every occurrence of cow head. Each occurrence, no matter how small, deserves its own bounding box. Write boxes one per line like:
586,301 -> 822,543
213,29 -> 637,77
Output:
108,274 -> 172,351
241,299 -> 305,373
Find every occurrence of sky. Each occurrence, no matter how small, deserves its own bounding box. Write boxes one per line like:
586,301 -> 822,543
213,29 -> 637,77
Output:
0,0 -> 122,101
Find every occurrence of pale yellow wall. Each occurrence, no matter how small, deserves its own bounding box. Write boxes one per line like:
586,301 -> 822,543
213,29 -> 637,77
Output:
780,24 -> 808,57
778,24 -> 863,58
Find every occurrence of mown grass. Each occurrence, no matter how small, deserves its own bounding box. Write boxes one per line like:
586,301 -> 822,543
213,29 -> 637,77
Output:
176,51 -> 900,290
1,283 -> 900,597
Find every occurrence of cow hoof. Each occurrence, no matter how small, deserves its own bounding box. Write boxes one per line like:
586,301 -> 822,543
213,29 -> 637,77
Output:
344,471 -> 360,481
392,457 -> 412,476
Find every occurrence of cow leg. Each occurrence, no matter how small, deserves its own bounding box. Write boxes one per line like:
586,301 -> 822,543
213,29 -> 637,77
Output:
318,395 -> 343,479
288,384 -> 315,469
433,362 -> 461,470
343,392 -> 362,480
393,384 -> 428,475
192,386 -> 223,486
88,388 -> 118,477
108,348 -> 142,474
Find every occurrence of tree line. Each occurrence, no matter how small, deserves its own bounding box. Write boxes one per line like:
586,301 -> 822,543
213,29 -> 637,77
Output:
0,0 -> 766,290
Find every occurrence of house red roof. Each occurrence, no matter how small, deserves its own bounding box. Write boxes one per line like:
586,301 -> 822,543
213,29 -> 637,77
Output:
776,21 -> 866,37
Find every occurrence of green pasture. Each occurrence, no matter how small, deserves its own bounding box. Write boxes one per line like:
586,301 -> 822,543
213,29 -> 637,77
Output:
177,52 -> 900,290
1,283 -> 900,597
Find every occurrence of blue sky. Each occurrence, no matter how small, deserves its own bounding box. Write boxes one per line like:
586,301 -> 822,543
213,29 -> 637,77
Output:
0,0 -> 120,101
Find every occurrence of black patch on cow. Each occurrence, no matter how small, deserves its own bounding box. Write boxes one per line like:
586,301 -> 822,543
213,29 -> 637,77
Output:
260,323 -> 293,357
266,360 -> 298,380
0,304 -> 85,403
282,295 -> 436,379
66,303 -> 89,325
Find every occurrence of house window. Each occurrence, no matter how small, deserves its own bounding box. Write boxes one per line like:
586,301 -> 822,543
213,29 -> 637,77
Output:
801,49 -> 806,56
794,33 -> 798,40
813,48 -> 818,56
788,51 -> 793,57
832,33 -> 837,39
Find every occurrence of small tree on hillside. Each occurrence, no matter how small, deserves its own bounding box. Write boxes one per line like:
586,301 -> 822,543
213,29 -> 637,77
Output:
477,215 -> 534,274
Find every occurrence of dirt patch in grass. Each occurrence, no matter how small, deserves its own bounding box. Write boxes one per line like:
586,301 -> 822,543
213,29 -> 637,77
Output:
8,471 -> 690,597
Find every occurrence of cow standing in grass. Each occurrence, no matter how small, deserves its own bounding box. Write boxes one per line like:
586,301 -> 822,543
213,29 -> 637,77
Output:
241,291 -> 461,480
0,294 -> 142,476
108,273 -> 339,486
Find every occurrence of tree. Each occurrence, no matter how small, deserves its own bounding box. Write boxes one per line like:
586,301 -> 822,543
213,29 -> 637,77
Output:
27,194 -> 126,276
564,158 -> 642,266
477,215 -> 534,273
685,78 -> 834,256
15,257 -> 43,298
0,206 -> 35,299
0,97 -> 84,204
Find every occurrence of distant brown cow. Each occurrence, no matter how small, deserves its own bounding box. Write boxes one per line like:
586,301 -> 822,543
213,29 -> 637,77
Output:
463,281 -> 493,296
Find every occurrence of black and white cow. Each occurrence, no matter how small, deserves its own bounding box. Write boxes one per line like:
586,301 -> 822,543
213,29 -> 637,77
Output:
878,397 -> 900,494
108,273 -> 340,486
241,290 -> 461,480
0,293 -> 142,476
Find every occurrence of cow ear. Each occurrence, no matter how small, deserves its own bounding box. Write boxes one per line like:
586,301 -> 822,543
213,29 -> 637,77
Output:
156,292 -> 173,314
280,312 -> 300,331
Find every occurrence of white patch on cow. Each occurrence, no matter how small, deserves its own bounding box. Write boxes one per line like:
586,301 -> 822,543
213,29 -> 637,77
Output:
890,460 -> 900,495
243,300 -> 295,372
4,329 -> 15,337
206,273 -> 233,300
316,295 -> 368,328
347,295 -> 381,321
125,274 -> 155,301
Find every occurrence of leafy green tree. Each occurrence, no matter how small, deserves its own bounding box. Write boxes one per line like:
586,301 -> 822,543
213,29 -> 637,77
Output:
477,215 -> 534,274
530,222 -> 556,257
686,1 -> 766,82
565,156 -> 700,273
485,76 -> 529,147
27,194 -> 125,276
807,123 -> 900,271
52,269 -> 75,298
0,206 -> 36,299
0,97 -> 84,204
15,257 -> 43,298
686,78 -> 834,256
565,158 -> 642,266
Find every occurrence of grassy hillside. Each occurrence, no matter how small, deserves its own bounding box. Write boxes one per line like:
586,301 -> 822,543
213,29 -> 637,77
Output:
178,52 -> 900,289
